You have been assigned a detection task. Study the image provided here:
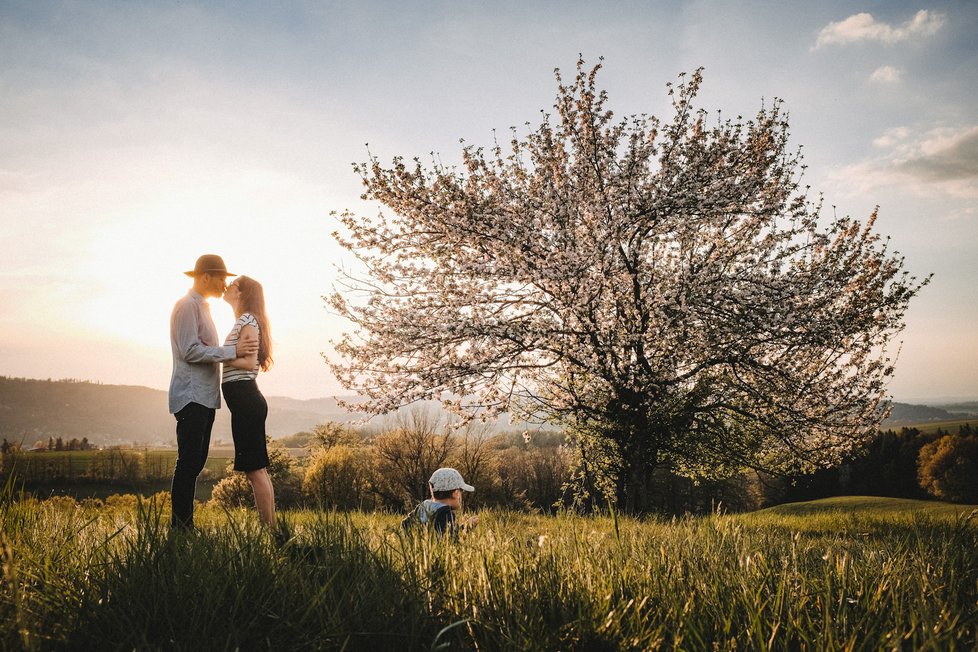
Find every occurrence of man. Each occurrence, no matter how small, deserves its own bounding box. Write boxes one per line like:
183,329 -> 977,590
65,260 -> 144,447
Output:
401,467 -> 480,536
169,254 -> 257,529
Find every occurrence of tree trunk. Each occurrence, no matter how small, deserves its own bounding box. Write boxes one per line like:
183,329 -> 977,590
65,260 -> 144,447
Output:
613,424 -> 660,513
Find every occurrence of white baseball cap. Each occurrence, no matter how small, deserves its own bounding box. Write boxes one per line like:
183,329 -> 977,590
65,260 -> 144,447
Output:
429,467 -> 475,492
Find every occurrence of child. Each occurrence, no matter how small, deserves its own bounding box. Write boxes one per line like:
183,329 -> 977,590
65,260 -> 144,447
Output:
401,467 -> 479,535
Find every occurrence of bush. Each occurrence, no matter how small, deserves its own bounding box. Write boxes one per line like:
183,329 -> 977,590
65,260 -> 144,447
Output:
211,473 -> 254,509
494,446 -> 574,512
918,435 -> 978,503
311,422 -> 362,451
371,408 -> 454,509
303,445 -> 375,510
267,446 -> 304,508
211,443 -> 305,511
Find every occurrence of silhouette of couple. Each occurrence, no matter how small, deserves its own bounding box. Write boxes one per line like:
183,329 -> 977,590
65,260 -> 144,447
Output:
168,254 -> 275,530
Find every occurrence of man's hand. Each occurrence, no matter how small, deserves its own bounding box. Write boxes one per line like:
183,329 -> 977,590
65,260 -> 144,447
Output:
462,515 -> 479,529
235,333 -> 259,358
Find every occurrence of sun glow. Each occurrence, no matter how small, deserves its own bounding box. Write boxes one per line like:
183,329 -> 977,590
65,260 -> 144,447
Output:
46,170 -> 352,398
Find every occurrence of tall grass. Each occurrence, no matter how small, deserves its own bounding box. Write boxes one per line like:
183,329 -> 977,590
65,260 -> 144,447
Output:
390,507 -> 977,650
2,478 -> 976,650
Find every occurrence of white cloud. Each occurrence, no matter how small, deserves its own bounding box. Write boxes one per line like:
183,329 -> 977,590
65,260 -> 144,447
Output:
814,10 -> 945,49
873,126 -> 911,148
831,126 -> 978,198
869,65 -> 902,83
896,126 -> 978,183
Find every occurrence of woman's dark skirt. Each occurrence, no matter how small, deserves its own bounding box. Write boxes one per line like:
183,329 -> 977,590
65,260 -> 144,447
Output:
221,379 -> 270,472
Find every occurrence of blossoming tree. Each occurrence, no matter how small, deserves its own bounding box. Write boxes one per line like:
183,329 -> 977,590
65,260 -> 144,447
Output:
329,60 -> 928,511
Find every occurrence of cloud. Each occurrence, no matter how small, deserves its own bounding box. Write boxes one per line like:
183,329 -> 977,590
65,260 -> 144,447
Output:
869,65 -> 902,83
873,127 -> 911,148
814,10 -> 945,48
895,127 -> 978,183
830,126 -> 978,198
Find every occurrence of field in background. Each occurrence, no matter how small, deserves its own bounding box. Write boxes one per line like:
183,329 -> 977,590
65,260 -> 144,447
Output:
4,449 -> 233,501
760,495 -> 975,518
2,492 -> 975,650
894,418 -> 976,435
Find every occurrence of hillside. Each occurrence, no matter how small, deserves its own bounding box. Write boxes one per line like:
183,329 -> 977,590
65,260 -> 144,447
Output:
2,375 -> 974,448
882,401 -> 978,425
934,401 -> 978,414
759,495 -> 977,518
0,376 -> 362,447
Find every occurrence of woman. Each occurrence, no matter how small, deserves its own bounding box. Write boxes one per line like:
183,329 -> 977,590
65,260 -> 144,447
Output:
222,275 -> 276,527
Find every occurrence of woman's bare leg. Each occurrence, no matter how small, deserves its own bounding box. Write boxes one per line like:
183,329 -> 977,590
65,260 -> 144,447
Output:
245,467 -> 276,527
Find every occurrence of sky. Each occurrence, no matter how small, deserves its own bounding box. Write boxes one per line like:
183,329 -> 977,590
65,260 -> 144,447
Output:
1,0 -> 975,403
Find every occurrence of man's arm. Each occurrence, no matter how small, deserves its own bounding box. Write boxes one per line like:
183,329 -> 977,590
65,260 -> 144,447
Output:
172,301 -> 239,363
227,324 -> 259,370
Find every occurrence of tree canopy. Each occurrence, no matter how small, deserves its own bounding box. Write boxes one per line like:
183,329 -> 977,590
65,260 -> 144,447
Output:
329,60 -> 928,511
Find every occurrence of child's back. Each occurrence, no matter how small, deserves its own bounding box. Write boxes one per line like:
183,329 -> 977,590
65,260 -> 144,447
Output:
401,499 -> 455,534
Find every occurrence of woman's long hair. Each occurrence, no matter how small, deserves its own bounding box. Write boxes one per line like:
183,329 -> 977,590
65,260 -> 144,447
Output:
235,276 -> 273,371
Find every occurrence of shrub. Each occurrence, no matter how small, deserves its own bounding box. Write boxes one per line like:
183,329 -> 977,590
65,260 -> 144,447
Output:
303,445 -> 375,510
371,408 -> 454,509
447,426 -> 499,510
311,422 -> 362,451
267,446 -> 304,508
211,473 -> 254,509
918,435 -> 978,503
211,444 -> 305,510
494,446 -> 574,512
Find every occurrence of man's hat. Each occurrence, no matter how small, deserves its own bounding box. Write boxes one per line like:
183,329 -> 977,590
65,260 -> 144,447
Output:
184,254 -> 235,278
429,467 -> 475,492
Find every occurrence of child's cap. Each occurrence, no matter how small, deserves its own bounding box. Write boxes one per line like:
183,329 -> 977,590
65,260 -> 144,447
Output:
429,467 -> 475,492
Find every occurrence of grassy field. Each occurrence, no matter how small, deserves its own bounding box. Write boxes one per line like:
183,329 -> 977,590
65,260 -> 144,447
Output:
892,419 -> 976,435
7,450 -> 232,476
5,449 -> 233,501
1,489 -> 976,651
760,495 -> 975,518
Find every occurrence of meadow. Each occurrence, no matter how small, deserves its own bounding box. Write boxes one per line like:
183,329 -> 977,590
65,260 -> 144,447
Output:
896,419 -> 976,436
4,449 -> 232,501
2,482 -> 976,652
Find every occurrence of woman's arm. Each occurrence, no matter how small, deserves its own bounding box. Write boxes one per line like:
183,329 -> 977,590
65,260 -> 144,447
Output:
227,324 -> 259,370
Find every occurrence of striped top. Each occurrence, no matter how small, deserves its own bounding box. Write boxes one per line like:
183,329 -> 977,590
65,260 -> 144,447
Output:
222,312 -> 260,383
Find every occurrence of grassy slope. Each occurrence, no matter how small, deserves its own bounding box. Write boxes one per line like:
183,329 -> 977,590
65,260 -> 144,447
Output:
893,418 -> 977,434
761,495 -> 978,517
743,495 -> 978,537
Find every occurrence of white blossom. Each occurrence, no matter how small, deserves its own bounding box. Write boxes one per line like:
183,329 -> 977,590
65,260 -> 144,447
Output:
329,59 -> 928,508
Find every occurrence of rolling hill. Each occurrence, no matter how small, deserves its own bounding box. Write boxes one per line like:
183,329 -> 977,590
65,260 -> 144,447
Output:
2,375 -> 974,448
0,376 -> 362,447
882,401 -> 978,425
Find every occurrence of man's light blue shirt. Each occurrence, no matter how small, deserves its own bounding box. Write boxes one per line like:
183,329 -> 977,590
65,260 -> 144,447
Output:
168,290 -> 236,414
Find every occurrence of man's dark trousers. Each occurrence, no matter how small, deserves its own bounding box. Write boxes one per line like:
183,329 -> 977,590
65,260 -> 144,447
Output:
171,402 -> 215,528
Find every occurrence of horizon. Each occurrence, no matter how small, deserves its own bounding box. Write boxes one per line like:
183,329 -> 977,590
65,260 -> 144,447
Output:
1,2 -> 976,401
3,374 -> 976,408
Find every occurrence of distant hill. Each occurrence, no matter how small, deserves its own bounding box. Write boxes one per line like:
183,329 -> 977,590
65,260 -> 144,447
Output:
2,375 -> 973,447
933,401 -> 978,415
882,401 -> 978,426
0,376 -> 363,447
